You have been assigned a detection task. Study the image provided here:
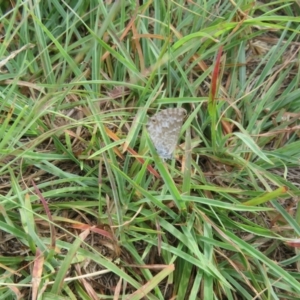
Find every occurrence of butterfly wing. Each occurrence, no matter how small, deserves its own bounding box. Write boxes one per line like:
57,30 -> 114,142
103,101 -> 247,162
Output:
146,108 -> 186,159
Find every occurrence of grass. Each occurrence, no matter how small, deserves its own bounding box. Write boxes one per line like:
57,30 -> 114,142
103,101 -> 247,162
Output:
1,0 -> 300,299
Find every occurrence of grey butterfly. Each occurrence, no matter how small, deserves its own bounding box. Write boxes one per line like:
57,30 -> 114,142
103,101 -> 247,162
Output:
146,108 -> 186,159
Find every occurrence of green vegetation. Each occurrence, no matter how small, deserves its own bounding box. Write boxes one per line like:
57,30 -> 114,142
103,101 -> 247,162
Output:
1,0 -> 300,299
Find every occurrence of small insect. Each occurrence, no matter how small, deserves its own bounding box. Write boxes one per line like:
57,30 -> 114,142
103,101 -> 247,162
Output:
146,108 -> 186,159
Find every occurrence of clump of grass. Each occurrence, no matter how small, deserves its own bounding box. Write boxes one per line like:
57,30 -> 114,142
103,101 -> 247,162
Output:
1,1 -> 300,299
